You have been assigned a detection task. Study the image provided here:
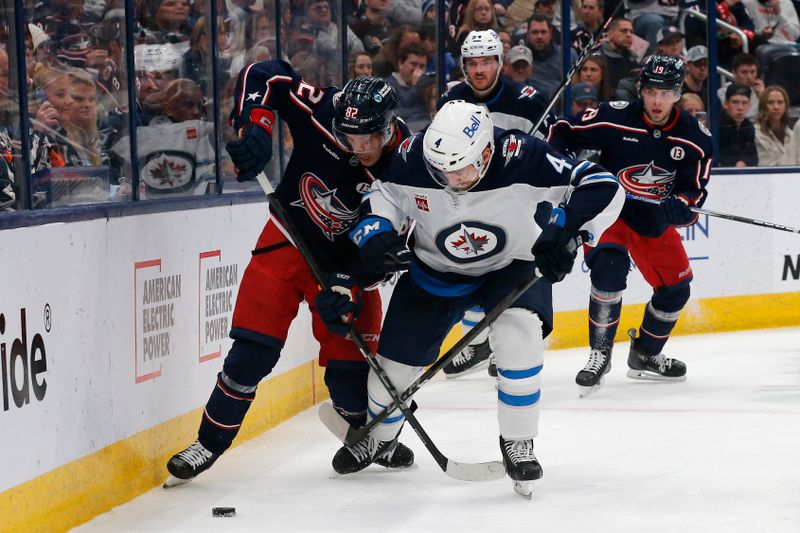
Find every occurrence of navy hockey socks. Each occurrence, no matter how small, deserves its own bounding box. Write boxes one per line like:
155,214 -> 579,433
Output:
636,303 -> 681,356
588,286 -> 623,352
199,372 -> 256,455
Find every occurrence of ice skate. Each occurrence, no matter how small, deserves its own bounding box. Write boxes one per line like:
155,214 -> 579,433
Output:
576,348 -> 612,397
374,441 -> 415,469
443,338 -> 493,377
626,328 -> 687,381
163,440 -> 219,488
500,436 -> 542,499
331,434 -> 394,474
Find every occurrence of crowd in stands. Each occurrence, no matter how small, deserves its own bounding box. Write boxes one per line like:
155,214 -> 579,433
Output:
2,0 -> 800,213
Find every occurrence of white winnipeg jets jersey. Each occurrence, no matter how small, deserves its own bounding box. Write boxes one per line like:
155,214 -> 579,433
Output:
362,129 -> 624,280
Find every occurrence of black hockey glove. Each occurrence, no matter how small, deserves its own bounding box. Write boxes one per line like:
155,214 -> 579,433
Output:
349,216 -> 412,276
315,273 -> 362,336
531,206 -> 584,284
225,105 -> 275,182
660,195 -> 696,226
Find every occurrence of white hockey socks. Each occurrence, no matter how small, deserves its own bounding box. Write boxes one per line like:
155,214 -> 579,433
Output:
366,355 -> 423,443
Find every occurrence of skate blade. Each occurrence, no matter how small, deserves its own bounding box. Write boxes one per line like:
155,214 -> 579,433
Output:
513,480 -> 534,500
162,475 -> 192,488
578,383 -> 604,398
626,369 -> 687,382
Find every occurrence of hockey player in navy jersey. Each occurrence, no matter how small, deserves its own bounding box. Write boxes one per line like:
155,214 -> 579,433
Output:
547,55 -> 713,397
164,64 -> 415,487
320,100 -> 623,497
437,29 -> 557,378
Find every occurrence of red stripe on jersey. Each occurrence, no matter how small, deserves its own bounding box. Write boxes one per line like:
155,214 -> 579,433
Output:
569,121 -> 649,135
666,135 -> 706,158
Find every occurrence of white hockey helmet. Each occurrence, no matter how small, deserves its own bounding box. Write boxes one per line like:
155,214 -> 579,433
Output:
460,30 -> 504,89
423,100 -> 495,191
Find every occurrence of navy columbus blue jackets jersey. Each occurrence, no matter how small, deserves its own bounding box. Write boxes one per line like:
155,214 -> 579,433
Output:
231,60 -> 410,273
547,100 -> 713,237
438,78 -> 556,138
360,128 -> 624,286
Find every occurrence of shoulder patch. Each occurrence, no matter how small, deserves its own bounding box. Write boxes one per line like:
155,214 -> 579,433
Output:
398,135 -> 415,161
698,121 -> 712,137
608,100 -> 630,109
518,86 -> 538,99
502,134 -> 523,166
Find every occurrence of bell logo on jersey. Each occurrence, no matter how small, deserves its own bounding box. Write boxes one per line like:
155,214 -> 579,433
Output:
617,161 -> 676,199
462,114 -> 481,138
291,173 -> 361,241
435,221 -> 507,264
502,135 -> 523,166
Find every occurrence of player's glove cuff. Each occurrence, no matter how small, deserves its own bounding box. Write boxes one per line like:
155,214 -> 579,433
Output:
660,194 -> 697,226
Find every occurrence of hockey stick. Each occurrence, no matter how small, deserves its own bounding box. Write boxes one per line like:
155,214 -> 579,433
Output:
626,193 -> 800,234
254,173 -> 505,481
527,1 -> 625,136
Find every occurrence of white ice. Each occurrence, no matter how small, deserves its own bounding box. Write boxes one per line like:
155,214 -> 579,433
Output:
74,328 -> 800,533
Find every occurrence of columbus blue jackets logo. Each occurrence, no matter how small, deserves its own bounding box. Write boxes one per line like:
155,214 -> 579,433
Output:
435,221 -> 507,264
617,161 -> 676,199
291,173 -> 360,240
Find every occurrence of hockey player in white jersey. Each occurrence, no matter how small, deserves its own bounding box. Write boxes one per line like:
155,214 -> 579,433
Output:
438,29 -> 557,377
318,101 -> 624,497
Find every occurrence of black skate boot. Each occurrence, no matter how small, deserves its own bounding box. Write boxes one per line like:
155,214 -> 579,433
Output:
164,440 -> 219,488
499,436 -> 542,499
487,353 -> 497,377
443,338 -> 493,377
331,434 -> 394,474
575,348 -> 612,397
626,328 -> 687,381
374,441 -> 415,469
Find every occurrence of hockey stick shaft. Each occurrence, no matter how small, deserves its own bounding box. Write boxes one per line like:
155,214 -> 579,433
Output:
255,173 -> 503,480
528,1 -> 625,136
626,193 -> 800,234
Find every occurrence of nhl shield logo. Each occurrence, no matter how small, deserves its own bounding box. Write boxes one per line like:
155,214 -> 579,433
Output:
435,221 -> 507,264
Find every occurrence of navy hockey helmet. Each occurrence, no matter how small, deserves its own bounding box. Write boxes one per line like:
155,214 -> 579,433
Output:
638,55 -> 684,100
332,76 -> 398,153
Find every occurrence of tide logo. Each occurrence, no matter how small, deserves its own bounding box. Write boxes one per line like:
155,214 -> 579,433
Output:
0,308 -> 48,412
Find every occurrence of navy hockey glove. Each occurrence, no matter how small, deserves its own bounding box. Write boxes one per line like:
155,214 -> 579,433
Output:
531,206 -> 584,284
660,195 -> 696,226
225,106 -> 275,182
349,216 -> 412,276
315,273 -> 362,336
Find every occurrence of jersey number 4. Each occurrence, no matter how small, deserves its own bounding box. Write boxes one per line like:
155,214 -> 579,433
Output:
546,153 -> 573,173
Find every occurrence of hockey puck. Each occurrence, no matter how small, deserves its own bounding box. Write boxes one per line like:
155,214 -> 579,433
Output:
212,507 -> 236,517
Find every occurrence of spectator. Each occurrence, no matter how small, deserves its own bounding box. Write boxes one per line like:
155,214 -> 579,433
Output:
715,0 -> 756,68
64,72 -> 105,167
717,53 -> 763,119
420,20 -> 457,77
372,24 -> 422,77
627,0 -> 679,55
570,54 -> 612,101
570,81 -> 599,116
385,43 -> 429,131
0,47 -> 17,211
743,0 -> 800,75
504,44 -> 533,83
290,50 -> 332,86
572,0 -> 603,54
525,14 -> 575,98
161,78 -> 204,123
142,0 -> 193,52
134,43 -> 183,122
655,26 -> 684,58
456,0 -> 502,50
349,0 -> 394,55
422,0 -> 437,20
754,85 -> 798,165
599,18 -> 640,87
719,83 -> 758,167
349,51 -> 374,78
679,92 -> 705,117
683,45 -> 709,109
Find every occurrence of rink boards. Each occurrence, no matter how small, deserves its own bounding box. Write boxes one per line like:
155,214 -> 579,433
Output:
1,170 -> 799,532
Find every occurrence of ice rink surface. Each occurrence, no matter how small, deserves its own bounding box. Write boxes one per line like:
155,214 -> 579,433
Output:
74,328 -> 800,533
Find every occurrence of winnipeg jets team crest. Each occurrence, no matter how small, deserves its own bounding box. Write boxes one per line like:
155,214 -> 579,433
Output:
141,151 -> 194,192
435,221 -> 507,264
617,161 -> 676,198
291,173 -> 360,240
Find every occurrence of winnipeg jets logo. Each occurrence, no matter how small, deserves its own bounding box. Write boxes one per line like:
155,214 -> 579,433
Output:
291,173 -> 360,240
518,86 -> 538,99
435,221 -> 507,263
617,161 -> 676,199
502,135 -> 522,166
